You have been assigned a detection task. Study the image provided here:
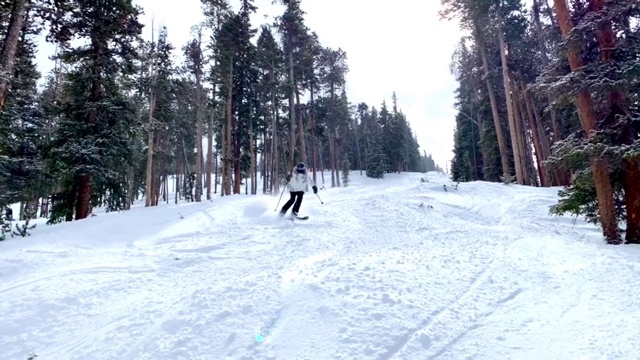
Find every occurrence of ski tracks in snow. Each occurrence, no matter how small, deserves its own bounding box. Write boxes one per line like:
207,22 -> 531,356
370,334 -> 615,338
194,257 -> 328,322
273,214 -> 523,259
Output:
3,173 -> 640,359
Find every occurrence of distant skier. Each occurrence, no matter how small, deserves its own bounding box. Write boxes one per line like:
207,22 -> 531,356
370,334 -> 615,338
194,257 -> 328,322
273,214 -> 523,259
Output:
4,206 -> 12,222
280,162 -> 317,218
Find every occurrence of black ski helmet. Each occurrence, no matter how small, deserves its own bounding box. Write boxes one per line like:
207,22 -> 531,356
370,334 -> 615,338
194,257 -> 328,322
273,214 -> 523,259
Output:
296,162 -> 305,173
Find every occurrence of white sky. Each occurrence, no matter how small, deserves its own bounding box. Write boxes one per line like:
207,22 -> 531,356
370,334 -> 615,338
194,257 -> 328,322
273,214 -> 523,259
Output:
34,0 -> 462,169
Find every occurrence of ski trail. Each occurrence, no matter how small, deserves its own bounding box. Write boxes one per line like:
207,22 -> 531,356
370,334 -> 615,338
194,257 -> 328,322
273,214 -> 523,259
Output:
382,241 -> 520,359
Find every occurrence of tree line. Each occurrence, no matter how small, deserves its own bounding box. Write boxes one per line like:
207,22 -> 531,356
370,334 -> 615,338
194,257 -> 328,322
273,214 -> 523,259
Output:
443,0 -> 639,244
0,0 -> 438,230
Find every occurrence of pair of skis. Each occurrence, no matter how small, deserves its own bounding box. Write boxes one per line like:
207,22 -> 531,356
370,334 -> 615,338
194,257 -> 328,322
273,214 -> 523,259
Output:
286,215 -> 308,221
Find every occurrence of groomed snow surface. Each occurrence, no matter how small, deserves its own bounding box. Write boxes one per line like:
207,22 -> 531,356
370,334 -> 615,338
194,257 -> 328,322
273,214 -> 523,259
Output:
1,171 -> 640,360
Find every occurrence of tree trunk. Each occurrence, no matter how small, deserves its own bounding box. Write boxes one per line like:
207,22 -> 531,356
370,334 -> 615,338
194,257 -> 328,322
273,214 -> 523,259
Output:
223,60 -> 233,196
214,151 -> 218,194
554,0 -> 620,243
513,80 -> 534,185
589,0 -> 640,243
319,140 -> 325,184
498,20 -> 524,185
329,132 -> 336,187
194,71 -> 203,202
334,129 -> 341,186
263,133 -> 268,194
144,70 -> 156,206
270,64 -> 279,194
0,0 -> 29,111
220,122 -> 227,196
288,52 -> 296,171
233,137 -> 241,194
473,19 -> 511,179
510,74 -> 530,185
249,114 -> 256,195
296,93 -> 306,165
521,81 -> 548,186
310,86 -> 317,183
534,0 -> 567,184
206,87 -> 215,200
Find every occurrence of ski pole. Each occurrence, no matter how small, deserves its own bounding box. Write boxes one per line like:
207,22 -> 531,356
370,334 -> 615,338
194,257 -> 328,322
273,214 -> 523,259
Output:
274,183 -> 288,211
315,193 -> 323,204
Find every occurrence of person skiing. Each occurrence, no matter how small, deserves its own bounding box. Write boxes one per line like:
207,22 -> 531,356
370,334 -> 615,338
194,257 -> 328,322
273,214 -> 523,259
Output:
280,162 -> 317,218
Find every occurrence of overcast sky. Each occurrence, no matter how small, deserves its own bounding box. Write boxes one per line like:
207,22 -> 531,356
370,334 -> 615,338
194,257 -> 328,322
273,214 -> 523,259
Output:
34,0 -> 462,169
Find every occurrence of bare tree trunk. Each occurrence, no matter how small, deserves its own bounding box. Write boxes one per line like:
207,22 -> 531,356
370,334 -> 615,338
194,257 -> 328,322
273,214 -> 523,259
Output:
194,43 -> 203,202
224,60 -> 233,196
498,20 -> 524,184
233,139 -> 241,194
473,19 -> 511,179
263,133 -> 268,193
510,75 -> 530,185
554,0 -> 620,243
334,129 -> 341,186
329,132 -> 336,187
214,151 -> 218,195
288,52 -> 296,171
269,63 -> 280,193
296,96 -> 306,165
310,86 -> 318,183
206,87 -> 215,200
319,140 -> 325,184
249,115 -> 256,195
144,25 -> 158,207
220,123 -> 227,196
521,81 -> 548,186
0,0 -> 29,111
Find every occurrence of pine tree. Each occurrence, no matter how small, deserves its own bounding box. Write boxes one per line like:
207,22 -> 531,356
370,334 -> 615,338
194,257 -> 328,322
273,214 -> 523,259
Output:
45,0 -> 143,220
0,14 -> 45,217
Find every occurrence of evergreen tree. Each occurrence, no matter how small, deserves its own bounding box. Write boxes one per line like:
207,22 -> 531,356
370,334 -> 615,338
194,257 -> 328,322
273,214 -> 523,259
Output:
45,0 -> 143,220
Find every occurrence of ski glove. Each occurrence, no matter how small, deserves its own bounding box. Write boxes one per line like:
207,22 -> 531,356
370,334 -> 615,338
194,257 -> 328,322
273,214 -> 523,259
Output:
312,185 -> 318,194
286,174 -> 291,182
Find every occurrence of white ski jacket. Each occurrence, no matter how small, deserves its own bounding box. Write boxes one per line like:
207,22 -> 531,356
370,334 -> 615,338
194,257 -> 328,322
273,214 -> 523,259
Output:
288,170 -> 316,192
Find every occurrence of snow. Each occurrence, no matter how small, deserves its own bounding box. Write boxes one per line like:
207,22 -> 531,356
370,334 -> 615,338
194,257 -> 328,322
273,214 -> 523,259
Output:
2,171 -> 640,360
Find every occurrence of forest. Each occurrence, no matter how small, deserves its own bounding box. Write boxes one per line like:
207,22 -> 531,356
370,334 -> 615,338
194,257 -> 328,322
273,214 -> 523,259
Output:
0,0 -> 440,235
444,0 -> 640,244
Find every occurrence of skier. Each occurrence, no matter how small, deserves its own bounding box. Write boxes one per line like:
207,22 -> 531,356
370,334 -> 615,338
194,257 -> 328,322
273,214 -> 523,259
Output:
280,162 -> 317,218
4,206 -> 12,222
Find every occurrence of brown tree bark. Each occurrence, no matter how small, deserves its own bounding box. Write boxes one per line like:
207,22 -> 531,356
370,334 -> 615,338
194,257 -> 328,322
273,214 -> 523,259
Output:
473,18 -> 511,179
519,82 -> 550,187
288,52 -> 296,172
310,86 -> 317,183
510,74 -> 531,185
223,60 -> 233,196
206,87 -> 214,200
296,93 -> 306,165
334,129 -> 341,186
194,44 -> 204,201
144,40 -> 157,207
498,15 -> 525,185
521,81 -> 548,186
589,0 -> 640,243
270,63 -> 279,194
249,112 -> 256,195
554,0 -> 620,243
0,0 -> 29,111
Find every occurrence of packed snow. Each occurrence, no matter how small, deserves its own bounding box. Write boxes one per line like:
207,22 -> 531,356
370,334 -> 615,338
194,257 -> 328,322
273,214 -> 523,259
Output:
1,171 -> 640,360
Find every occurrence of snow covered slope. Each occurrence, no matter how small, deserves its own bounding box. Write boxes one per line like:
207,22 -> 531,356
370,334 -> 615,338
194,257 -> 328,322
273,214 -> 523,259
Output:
1,171 -> 640,360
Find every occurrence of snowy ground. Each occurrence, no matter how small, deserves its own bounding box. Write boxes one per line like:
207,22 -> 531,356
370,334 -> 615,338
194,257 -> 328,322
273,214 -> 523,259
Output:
1,171 -> 640,360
